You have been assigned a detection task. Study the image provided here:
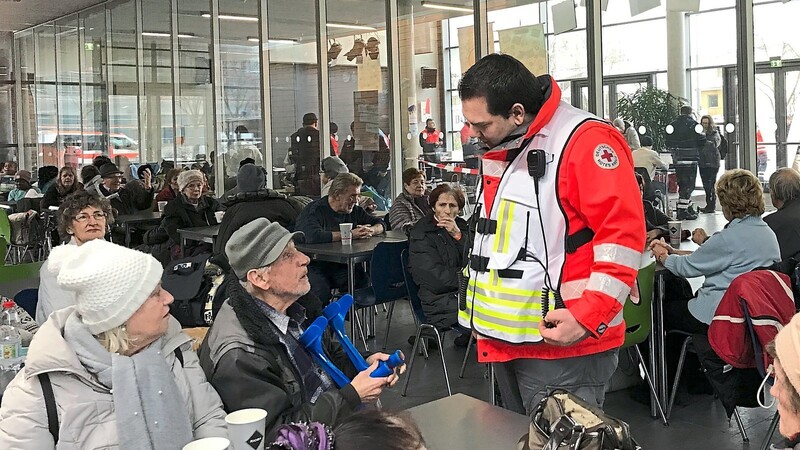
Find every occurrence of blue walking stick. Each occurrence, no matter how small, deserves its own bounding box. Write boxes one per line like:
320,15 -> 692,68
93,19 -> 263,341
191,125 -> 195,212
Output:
323,294 -> 405,378
297,316 -> 352,388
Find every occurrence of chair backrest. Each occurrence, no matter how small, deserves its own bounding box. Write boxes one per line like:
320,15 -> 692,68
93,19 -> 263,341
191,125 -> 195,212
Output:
400,249 -> 427,324
369,240 -> 409,303
13,288 -> 38,318
0,210 -> 11,246
622,262 -> 656,348
741,302 -> 769,379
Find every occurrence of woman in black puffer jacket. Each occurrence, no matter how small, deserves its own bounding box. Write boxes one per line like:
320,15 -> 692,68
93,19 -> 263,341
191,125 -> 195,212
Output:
408,184 -> 470,340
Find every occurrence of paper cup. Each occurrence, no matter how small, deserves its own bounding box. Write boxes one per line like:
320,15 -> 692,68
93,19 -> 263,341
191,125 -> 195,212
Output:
214,211 -> 225,223
182,437 -> 230,450
225,408 -> 268,450
158,201 -> 168,213
668,220 -> 682,247
339,222 -> 353,245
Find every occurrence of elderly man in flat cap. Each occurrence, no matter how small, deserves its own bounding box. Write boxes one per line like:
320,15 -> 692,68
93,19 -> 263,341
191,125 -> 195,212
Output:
198,218 -> 403,438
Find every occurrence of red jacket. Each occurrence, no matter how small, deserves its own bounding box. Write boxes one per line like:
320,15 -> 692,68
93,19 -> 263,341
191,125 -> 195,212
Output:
474,79 -> 645,362
709,270 -> 795,369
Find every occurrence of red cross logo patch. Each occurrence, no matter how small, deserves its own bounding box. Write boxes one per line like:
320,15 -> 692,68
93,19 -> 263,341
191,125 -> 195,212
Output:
593,144 -> 619,169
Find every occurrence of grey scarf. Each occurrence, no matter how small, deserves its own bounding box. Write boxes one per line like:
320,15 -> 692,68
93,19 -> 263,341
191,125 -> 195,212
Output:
63,313 -> 193,449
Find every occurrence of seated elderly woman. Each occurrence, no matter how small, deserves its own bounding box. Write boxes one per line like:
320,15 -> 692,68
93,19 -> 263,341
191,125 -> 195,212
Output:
0,239 -> 227,447
649,169 -> 780,334
41,166 -> 80,210
37,191 -> 114,323
163,169 -> 223,258
388,168 -> 431,233
408,184 -> 470,346
767,313 -> 800,449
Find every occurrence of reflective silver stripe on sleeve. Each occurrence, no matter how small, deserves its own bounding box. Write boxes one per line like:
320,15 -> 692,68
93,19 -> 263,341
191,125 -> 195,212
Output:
586,272 -> 630,304
593,243 -> 642,271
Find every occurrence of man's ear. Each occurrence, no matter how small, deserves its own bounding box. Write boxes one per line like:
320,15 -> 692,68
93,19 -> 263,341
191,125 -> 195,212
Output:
510,103 -> 526,126
246,268 -> 270,291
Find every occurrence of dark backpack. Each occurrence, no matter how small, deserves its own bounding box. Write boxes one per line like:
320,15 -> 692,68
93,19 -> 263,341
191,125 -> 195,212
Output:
162,253 -> 215,327
718,129 -> 729,160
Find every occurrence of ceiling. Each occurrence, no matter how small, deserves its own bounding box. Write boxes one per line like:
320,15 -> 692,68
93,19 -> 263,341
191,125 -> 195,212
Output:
1,0 -> 107,32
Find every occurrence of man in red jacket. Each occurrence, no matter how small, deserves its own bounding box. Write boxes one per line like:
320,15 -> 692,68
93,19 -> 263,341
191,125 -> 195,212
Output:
458,54 -> 645,412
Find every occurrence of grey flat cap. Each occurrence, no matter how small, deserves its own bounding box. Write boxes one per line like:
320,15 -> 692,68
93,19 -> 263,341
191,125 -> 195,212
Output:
225,218 -> 303,280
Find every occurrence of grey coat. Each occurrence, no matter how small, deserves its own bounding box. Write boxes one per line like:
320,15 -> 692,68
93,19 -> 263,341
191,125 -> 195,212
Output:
0,309 -> 227,449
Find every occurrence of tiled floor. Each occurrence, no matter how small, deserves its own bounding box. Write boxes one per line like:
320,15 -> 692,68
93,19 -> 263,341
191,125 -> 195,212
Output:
376,191 -> 783,449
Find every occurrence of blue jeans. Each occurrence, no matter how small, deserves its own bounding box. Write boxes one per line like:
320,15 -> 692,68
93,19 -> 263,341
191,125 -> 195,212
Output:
493,349 -> 619,415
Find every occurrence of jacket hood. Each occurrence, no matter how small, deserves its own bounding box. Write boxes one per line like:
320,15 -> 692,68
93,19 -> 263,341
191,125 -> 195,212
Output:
25,308 -> 189,385
223,189 -> 286,207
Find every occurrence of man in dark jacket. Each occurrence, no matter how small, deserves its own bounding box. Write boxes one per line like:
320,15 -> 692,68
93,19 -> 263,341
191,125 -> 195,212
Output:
665,106 -> 705,220
214,163 -> 304,271
198,218 -> 402,436
289,113 -> 321,196
295,173 -> 384,303
95,162 -> 154,245
765,168 -> 800,261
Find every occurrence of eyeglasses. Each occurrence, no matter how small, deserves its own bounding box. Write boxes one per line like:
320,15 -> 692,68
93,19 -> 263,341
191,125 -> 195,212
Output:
74,211 -> 107,223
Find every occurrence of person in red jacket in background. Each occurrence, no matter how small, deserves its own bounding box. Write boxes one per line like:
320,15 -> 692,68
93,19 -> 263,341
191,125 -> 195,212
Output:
458,54 -> 645,413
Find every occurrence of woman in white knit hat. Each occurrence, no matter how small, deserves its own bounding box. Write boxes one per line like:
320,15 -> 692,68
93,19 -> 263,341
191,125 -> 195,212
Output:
162,169 -> 224,258
0,240 -> 227,449
766,313 -> 800,449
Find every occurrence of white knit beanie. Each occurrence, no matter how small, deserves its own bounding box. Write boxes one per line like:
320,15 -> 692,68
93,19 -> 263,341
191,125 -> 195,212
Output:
48,239 -> 163,334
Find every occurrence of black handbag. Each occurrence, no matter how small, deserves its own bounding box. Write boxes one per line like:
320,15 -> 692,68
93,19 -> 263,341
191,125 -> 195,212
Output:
162,253 -> 214,327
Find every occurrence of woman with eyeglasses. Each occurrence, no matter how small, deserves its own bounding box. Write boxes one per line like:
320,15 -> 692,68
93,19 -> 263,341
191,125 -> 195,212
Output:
162,169 -> 223,259
36,191 -> 114,323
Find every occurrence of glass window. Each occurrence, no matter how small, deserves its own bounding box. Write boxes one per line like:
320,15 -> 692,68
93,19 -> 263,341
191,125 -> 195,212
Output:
109,0 -> 141,176
688,9 -> 737,68
140,0 -> 172,168
56,16 -> 81,170
217,0 -> 264,186
176,0 -> 213,168
80,7 -> 109,171
754,1 -> 800,63
34,25 -> 58,169
0,32 -> 15,164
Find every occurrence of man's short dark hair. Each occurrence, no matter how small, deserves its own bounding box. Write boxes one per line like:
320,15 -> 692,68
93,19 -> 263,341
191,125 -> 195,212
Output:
769,168 -> 800,204
330,122 -> 338,134
303,113 -> 318,126
92,155 -> 112,168
458,53 -> 546,118
680,105 -> 693,116
239,157 -> 256,168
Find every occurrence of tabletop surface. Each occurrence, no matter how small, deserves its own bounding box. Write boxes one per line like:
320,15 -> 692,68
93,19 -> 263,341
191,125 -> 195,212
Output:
116,211 -> 162,223
296,230 -> 407,258
406,393 -> 530,450
178,224 -> 220,238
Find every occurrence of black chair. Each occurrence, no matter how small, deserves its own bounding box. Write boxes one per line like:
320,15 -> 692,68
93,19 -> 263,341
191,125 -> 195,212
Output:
742,302 -> 780,450
399,249 -> 452,397
13,288 -> 38,318
352,240 -> 409,351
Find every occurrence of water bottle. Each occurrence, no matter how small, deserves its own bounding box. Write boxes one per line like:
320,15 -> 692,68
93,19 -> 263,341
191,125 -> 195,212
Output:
0,300 -> 23,391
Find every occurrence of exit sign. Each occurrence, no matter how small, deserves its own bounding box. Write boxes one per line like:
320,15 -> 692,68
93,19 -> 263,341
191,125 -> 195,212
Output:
770,57 -> 782,68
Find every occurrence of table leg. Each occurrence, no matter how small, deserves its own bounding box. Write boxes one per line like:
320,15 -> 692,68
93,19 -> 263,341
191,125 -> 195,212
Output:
347,258 -> 362,350
649,286 -> 658,418
656,270 -> 668,409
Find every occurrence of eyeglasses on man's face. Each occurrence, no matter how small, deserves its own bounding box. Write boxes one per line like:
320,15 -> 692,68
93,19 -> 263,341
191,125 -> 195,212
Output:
74,211 -> 107,223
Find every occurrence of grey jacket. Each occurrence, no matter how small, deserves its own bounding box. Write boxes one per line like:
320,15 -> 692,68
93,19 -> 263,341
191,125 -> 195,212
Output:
388,191 -> 431,234
0,309 -> 227,449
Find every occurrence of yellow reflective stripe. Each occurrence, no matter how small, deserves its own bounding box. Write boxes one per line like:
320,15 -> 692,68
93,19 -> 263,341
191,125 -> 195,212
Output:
470,313 -> 542,336
493,200 -> 515,254
468,289 -> 543,311
470,276 -> 540,297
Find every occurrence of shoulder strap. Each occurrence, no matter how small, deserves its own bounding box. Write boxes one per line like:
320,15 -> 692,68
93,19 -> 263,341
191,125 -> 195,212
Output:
174,347 -> 184,367
38,373 -> 59,445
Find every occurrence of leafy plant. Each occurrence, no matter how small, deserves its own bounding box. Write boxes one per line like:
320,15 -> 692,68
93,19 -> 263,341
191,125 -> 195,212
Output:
617,87 -> 684,152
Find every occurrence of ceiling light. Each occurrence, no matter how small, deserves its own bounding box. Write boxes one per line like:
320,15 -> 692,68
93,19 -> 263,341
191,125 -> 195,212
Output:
326,22 -> 377,31
421,1 -> 472,13
247,37 -> 297,45
201,13 -> 258,22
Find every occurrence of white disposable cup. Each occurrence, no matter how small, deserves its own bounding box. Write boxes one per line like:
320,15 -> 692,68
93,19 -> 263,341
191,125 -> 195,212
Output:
668,220 -> 682,247
182,437 -> 230,450
225,408 -> 268,450
214,211 -> 225,223
157,201 -> 168,213
339,222 -> 353,245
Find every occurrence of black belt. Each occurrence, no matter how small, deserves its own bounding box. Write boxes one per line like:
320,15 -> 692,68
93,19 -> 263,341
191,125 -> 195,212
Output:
565,227 -> 594,254
469,250 -> 525,279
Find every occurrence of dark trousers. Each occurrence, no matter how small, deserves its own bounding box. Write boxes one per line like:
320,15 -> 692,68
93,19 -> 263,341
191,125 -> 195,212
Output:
699,167 -> 718,209
307,261 -> 367,304
675,163 -> 698,205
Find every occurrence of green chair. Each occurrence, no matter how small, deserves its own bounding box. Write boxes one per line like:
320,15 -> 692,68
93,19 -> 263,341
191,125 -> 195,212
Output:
0,210 -> 11,247
622,261 -> 668,425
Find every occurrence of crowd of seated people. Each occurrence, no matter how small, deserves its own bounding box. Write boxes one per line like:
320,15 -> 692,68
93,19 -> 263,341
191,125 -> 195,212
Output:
9,143 -> 800,449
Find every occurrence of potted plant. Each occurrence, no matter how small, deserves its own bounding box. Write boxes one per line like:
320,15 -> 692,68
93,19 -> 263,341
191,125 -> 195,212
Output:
617,87 -> 684,152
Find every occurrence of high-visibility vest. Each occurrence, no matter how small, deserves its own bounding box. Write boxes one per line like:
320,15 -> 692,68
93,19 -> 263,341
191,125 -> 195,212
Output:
458,103 -> 598,344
